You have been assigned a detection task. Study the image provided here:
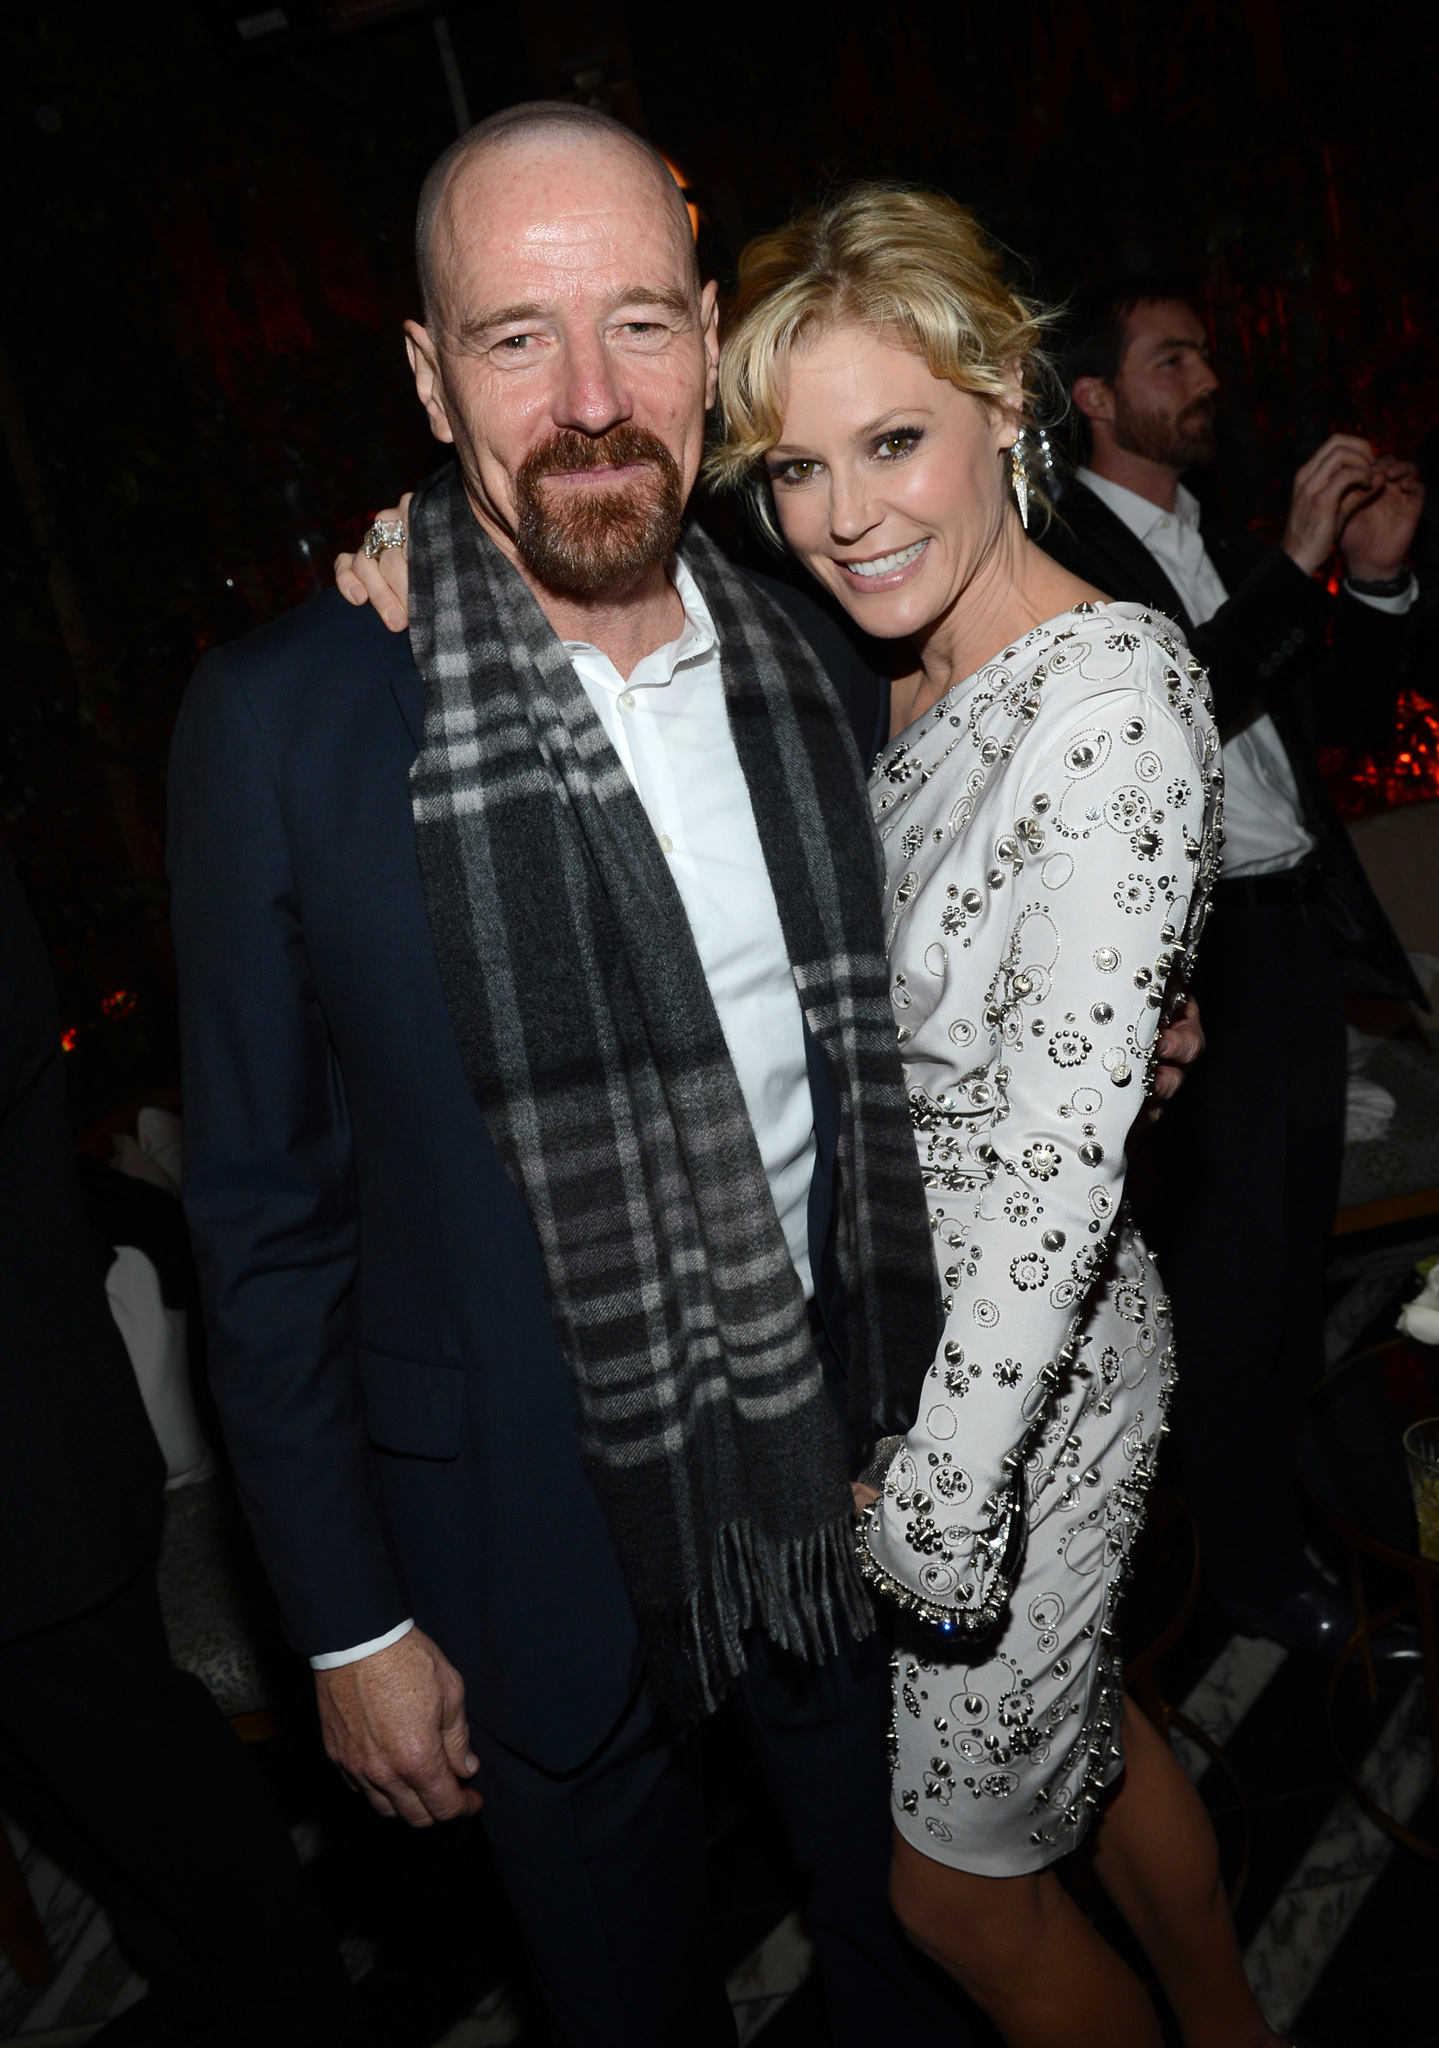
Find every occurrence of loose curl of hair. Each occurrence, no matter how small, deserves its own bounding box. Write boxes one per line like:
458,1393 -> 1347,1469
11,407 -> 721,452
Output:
706,182 -> 1060,545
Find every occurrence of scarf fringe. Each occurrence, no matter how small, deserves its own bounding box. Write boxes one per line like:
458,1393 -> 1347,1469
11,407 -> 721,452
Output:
648,1512 -> 877,1726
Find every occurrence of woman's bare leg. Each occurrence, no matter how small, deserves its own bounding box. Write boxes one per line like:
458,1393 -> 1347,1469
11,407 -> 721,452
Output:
888,1831 -> 1163,2048
1088,1698 -> 1284,2048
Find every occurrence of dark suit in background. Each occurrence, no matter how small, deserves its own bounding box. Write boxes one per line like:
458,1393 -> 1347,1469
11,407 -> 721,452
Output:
1038,479 -> 1422,1618
0,863 -> 354,2048
167,580 -> 972,2048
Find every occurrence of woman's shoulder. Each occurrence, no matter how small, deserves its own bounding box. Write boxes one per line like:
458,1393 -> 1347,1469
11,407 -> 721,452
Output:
1030,600 -> 1216,746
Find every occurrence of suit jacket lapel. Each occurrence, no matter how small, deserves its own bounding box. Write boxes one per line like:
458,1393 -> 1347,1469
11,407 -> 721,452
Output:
389,660 -> 426,754
1054,482 -> 1198,636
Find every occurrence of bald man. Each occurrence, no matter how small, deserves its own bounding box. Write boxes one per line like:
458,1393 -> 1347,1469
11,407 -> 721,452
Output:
168,104 -> 978,2048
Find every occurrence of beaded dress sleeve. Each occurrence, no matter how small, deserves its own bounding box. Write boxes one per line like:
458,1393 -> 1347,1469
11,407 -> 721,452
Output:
857,616 -> 1220,1630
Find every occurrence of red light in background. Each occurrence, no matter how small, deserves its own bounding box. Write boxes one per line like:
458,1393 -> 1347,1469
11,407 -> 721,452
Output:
1321,686 -> 1439,818
101,988 -> 137,1018
60,1028 -> 77,1052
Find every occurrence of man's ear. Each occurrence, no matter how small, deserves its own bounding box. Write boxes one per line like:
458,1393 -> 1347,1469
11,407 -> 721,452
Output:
700,279 -> 720,412
404,321 -> 455,446
1072,374 -> 1116,428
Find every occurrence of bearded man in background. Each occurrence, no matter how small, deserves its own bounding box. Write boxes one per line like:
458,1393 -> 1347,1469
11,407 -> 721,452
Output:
1040,278 -> 1425,1662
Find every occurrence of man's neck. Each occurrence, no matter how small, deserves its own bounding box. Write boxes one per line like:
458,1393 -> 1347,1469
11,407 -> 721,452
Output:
1083,430 -> 1182,515
524,565 -> 685,680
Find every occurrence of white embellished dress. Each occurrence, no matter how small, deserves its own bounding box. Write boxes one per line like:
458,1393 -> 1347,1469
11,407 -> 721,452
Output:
857,602 -> 1222,1876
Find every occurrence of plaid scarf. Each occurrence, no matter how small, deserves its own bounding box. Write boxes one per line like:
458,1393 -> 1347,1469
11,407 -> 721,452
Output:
408,463 -> 937,1720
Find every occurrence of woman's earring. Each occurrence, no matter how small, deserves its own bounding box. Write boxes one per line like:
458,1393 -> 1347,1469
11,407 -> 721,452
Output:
1011,440 -> 1030,532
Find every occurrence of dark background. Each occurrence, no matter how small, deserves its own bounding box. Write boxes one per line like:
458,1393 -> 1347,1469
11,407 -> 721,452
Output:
3,0 -> 1435,1127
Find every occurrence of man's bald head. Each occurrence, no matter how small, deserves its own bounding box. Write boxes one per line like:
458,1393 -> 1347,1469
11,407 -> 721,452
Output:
416,101 -> 696,337
401,99 -> 719,603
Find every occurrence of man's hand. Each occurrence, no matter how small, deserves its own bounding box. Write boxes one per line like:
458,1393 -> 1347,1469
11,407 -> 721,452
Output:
1140,993 -> 1204,1125
335,494 -> 413,633
315,1627 -> 482,1827
1281,434 -> 1384,576
1339,456 -> 1424,584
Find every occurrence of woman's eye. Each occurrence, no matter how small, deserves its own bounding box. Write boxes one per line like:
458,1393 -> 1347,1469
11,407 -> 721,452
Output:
770,459 -> 820,485
876,430 -> 922,458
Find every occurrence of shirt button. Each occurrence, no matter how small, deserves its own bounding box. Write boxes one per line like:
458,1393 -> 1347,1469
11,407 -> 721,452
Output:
620,690 -> 636,709
658,833 -> 673,854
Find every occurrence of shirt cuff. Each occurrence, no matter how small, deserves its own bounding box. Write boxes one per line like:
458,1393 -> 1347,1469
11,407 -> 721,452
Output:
310,1618 -> 414,1670
1345,575 -> 1417,615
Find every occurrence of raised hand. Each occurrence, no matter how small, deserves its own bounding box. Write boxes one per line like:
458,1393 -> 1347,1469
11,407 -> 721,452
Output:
315,1626 -> 482,1827
1280,434 -> 1381,576
1339,456 -> 1424,584
335,493 -> 413,633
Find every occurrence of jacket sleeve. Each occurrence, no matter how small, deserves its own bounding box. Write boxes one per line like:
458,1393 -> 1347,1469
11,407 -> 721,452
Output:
1193,548 -> 1414,749
1187,548 -> 1329,732
858,666 -> 1213,1631
168,652 -> 409,1657
1308,588 -> 1418,754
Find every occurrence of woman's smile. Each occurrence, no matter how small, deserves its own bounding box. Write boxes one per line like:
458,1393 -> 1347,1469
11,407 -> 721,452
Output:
833,537 -> 931,590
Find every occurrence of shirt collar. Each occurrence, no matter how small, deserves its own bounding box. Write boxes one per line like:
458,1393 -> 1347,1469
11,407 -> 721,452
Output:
562,553 -> 718,693
1077,466 -> 1204,545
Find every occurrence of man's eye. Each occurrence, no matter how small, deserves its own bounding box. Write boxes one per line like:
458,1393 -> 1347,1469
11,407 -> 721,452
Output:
496,334 -> 534,352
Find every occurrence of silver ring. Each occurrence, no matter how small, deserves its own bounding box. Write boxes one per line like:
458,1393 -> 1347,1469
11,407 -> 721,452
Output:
362,518 -> 407,559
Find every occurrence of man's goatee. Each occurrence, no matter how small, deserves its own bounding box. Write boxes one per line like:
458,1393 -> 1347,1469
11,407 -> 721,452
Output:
515,424 -> 685,597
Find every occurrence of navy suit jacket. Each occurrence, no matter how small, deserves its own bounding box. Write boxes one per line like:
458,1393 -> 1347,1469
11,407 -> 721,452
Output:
168,572 -> 886,1772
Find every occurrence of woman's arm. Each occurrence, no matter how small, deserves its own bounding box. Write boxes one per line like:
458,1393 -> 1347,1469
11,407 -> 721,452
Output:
859,677 -> 1213,1630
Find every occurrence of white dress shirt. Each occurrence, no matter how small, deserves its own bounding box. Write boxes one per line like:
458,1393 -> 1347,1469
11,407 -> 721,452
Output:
1077,467 -> 1313,878
563,556 -> 816,1293
314,558 -> 818,1670
1077,467 -> 1416,880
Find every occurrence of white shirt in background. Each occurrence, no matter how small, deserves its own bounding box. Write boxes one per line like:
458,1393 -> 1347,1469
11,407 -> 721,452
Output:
1077,467 -> 1315,879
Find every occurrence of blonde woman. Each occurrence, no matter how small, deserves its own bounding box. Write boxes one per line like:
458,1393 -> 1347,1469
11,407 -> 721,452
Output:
339,184 -> 1283,2048
702,186 -> 1288,2048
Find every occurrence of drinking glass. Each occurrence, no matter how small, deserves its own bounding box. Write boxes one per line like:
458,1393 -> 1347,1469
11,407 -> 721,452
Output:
1404,1416 -> 1439,1564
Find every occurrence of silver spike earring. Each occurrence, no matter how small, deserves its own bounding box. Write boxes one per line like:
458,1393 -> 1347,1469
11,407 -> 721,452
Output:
1010,437 -> 1030,532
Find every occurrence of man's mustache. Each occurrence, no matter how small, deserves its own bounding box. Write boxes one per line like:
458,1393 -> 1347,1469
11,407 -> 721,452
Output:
520,425 -> 675,486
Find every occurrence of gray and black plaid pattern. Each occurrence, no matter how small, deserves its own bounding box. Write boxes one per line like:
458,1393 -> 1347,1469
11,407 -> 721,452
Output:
408,466 -> 938,1719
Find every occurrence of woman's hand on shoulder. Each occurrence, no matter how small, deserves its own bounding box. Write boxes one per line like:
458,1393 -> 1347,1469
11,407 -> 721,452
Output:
335,494 -> 412,634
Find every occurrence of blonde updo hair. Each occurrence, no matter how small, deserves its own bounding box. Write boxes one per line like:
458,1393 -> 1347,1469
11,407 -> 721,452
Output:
707,182 -> 1057,544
